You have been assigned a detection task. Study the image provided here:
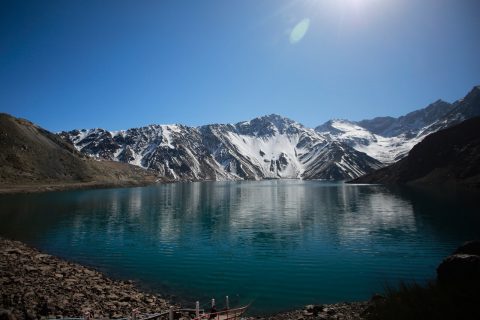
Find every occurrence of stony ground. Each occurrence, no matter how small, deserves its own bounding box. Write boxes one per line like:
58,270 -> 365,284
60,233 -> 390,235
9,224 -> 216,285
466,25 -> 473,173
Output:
0,238 -> 172,319
0,238 -> 375,320
247,302 -> 371,320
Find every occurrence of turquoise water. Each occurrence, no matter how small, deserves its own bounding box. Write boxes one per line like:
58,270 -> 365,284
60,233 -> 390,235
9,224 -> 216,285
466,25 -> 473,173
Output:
0,181 -> 479,315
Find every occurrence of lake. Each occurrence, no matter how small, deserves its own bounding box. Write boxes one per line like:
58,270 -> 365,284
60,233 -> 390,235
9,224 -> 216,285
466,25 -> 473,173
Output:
0,181 -> 478,315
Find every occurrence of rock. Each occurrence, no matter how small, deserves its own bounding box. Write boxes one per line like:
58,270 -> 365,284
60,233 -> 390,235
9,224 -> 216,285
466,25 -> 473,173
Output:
34,254 -> 50,259
304,305 -> 314,311
38,266 -> 52,273
437,253 -> 480,283
325,308 -> 335,315
312,305 -> 324,314
64,278 -> 77,284
303,305 -> 323,316
302,310 -> 313,316
24,266 -> 38,272
73,293 -> 85,299
454,240 -> 480,256
369,293 -> 385,304
0,310 -> 17,320
84,269 -> 95,276
23,310 -> 36,320
5,248 -> 23,255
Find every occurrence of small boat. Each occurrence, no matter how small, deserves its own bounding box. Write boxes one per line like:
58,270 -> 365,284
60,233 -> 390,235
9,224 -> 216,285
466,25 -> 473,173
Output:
192,305 -> 249,320
191,297 -> 249,320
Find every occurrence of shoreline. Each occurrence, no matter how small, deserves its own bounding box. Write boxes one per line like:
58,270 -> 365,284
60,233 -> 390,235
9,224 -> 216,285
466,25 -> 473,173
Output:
0,238 -> 373,320
0,238 -> 173,319
0,180 -> 161,195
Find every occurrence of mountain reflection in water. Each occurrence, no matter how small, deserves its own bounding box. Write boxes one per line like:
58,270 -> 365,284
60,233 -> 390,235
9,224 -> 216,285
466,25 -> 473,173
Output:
0,181 -> 478,315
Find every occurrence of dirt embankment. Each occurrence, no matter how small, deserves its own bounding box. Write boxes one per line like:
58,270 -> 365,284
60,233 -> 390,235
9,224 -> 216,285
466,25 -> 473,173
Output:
0,113 -> 161,194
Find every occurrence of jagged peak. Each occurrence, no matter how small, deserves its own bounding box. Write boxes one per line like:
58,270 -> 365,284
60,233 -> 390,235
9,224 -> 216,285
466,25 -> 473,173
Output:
464,85 -> 480,100
233,114 -> 305,136
315,119 -> 355,132
237,114 -> 298,126
437,98 -> 448,103
427,98 -> 450,106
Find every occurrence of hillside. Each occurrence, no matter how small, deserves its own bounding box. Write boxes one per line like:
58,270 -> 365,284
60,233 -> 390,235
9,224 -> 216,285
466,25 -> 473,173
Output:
0,113 -> 158,193
350,117 -> 480,190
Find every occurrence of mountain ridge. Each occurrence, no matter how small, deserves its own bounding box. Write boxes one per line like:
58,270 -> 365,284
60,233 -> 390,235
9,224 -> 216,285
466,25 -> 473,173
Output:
62,113 -> 382,181
59,85 -> 480,182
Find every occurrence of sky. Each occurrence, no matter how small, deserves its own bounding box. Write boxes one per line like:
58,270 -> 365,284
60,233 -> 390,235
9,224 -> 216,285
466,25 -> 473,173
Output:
1,0 -> 480,132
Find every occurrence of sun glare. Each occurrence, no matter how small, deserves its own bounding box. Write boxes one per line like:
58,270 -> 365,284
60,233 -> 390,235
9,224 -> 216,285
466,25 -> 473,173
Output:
307,0 -> 376,11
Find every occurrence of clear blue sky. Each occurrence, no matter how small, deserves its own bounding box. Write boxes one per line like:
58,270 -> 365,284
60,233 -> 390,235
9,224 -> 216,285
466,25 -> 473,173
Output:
1,0 -> 479,131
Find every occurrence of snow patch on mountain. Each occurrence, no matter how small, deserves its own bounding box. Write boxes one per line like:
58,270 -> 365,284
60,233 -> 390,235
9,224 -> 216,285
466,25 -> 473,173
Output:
62,114 -> 381,181
60,86 -> 480,182
316,119 -> 426,163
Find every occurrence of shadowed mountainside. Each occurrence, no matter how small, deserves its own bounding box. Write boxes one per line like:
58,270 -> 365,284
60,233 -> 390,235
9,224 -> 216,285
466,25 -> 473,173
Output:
0,113 -> 159,193
350,117 -> 480,190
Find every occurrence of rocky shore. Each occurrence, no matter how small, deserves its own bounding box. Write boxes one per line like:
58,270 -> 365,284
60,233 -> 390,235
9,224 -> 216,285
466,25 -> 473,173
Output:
0,238 -> 172,319
247,302 -> 372,320
1,238 -> 377,320
6,237 -> 477,320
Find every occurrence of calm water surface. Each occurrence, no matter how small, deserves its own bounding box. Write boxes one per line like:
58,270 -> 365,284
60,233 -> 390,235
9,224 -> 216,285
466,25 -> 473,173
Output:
0,181 -> 479,315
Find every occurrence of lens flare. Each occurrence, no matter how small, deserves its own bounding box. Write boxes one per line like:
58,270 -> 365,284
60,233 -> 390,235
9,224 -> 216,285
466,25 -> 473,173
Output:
289,18 -> 310,44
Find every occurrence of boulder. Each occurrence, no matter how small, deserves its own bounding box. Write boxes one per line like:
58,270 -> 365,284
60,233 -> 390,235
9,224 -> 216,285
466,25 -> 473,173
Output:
453,240 -> 480,256
304,305 -> 323,315
437,253 -> 480,283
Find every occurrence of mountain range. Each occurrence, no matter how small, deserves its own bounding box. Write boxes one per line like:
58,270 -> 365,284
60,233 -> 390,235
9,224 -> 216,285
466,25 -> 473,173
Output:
60,86 -> 480,182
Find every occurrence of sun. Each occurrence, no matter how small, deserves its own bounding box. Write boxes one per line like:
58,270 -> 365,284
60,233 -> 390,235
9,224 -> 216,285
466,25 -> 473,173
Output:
306,0 -> 373,12
347,0 -> 367,8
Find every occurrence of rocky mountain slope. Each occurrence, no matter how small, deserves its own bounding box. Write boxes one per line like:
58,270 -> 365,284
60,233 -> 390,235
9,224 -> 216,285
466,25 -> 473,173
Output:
61,86 -> 479,182
62,115 -> 382,181
0,113 -> 158,193
315,86 -> 480,164
350,116 -> 480,190
356,99 -> 452,137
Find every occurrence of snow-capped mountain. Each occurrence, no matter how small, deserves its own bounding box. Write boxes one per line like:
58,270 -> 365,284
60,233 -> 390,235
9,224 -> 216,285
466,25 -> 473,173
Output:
63,124 -> 234,181
61,115 -> 382,181
315,119 -> 421,163
356,99 -> 452,137
315,86 -> 480,164
60,86 -> 480,181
